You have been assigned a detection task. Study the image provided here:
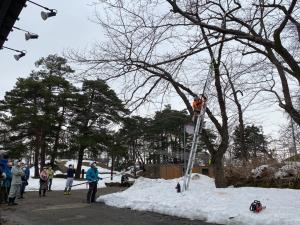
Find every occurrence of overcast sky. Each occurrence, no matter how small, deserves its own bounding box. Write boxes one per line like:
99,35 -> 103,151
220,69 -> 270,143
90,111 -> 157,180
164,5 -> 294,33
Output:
0,0 -> 101,96
0,0 -> 287,138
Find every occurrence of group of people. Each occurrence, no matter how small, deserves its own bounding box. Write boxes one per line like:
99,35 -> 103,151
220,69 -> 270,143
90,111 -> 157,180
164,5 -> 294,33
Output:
1,155 -> 103,205
0,154 -> 30,205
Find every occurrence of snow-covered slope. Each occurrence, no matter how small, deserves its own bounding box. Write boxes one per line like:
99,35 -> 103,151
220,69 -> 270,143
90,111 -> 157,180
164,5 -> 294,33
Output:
98,174 -> 300,225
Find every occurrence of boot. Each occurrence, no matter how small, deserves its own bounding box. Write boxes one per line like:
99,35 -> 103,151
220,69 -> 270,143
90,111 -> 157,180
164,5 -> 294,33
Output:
7,197 -> 13,206
8,197 -> 18,206
18,194 -> 24,199
12,197 -> 18,205
67,188 -> 71,195
64,188 -> 68,195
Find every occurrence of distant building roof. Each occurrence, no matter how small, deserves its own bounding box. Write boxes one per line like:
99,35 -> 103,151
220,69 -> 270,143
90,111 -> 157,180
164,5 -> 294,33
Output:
0,0 -> 27,48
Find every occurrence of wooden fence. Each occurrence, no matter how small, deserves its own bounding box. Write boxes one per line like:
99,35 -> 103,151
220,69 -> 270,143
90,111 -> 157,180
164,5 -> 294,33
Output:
144,164 -> 213,179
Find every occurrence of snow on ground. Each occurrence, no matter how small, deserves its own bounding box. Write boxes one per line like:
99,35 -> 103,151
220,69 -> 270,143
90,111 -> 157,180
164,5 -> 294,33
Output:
26,166 -> 123,191
63,159 -> 112,174
98,174 -> 300,225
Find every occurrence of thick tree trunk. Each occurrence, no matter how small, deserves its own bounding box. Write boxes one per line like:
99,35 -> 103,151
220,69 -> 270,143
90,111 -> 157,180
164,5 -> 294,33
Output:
50,129 -> 61,167
34,133 -> 40,178
40,132 -> 46,169
75,146 -> 85,179
212,155 -> 226,188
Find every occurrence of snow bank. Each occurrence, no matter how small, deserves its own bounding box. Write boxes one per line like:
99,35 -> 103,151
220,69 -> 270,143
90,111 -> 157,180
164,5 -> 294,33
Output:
251,165 -> 269,178
275,163 -> 300,179
98,174 -> 300,225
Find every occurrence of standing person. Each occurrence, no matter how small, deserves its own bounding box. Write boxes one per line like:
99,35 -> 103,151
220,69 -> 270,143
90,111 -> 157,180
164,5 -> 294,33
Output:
4,160 -> 12,203
47,166 -> 54,191
86,161 -> 102,203
0,154 -> 11,204
0,162 -> 6,204
39,167 -> 49,197
19,162 -> 30,199
64,164 -> 75,195
8,160 -> 24,205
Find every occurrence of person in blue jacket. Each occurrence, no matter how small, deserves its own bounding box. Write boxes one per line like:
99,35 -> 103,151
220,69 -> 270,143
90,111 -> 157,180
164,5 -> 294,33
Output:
86,161 -> 102,203
0,154 -> 12,204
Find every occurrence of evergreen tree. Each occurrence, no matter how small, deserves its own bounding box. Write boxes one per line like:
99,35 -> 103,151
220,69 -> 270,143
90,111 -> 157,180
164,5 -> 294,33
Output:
0,55 -> 75,176
232,124 -> 270,160
71,79 -> 128,178
147,105 -> 190,163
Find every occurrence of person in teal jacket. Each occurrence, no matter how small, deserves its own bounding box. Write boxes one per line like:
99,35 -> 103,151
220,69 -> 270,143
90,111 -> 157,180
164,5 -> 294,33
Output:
86,161 -> 102,203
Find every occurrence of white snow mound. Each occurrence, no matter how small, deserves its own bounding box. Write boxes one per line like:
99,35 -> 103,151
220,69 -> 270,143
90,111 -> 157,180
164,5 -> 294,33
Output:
98,174 -> 300,225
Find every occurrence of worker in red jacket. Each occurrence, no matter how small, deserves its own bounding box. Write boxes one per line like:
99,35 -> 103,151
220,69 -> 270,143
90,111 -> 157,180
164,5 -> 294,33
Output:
192,95 -> 207,122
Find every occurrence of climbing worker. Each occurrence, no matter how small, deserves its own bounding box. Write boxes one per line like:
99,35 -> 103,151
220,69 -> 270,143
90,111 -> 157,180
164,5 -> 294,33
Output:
192,95 -> 207,122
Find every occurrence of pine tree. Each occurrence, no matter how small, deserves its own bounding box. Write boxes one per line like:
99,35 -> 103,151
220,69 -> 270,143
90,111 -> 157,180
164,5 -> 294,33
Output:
71,79 -> 128,178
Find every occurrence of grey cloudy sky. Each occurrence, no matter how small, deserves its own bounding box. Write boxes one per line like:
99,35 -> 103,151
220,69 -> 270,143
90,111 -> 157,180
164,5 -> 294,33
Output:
0,0 -> 101,97
0,0 -> 286,138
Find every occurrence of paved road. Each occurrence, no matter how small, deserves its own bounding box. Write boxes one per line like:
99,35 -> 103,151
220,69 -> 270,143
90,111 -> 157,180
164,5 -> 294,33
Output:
0,187 -> 219,225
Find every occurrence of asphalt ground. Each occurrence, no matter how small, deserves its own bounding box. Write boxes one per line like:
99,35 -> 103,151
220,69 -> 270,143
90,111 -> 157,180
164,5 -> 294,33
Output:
0,187 -> 219,225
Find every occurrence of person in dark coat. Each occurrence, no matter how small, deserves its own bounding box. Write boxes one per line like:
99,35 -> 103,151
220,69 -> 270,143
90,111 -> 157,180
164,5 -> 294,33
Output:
64,164 -> 75,195
0,162 -> 6,204
19,162 -> 30,199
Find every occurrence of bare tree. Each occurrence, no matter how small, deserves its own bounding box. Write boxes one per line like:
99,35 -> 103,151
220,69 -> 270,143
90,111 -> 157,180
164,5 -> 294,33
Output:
69,0 -> 276,187
165,0 -> 300,125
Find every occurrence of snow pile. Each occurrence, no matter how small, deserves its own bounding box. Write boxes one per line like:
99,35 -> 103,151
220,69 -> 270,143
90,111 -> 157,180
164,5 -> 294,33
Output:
251,165 -> 269,178
98,174 -> 300,225
274,163 -> 300,179
54,170 -> 63,175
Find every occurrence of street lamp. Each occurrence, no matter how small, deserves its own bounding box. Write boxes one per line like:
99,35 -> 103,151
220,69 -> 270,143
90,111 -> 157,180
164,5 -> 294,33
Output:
13,26 -> 39,41
1,46 -> 26,60
27,0 -> 57,21
41,10 -> 57,20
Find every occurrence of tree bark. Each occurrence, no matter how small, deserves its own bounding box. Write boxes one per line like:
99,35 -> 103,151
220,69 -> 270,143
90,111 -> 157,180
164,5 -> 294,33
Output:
211,155 -> 226,188
34,131 -> 40,178
40,131 -> 46,169
75,146 -> 85,179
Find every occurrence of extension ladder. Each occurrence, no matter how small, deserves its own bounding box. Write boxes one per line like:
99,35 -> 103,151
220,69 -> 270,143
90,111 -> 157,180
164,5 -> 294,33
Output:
182,65 -> 213,191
